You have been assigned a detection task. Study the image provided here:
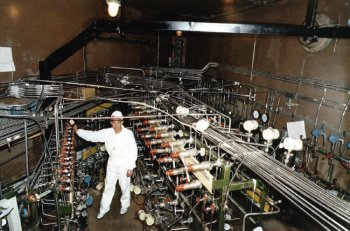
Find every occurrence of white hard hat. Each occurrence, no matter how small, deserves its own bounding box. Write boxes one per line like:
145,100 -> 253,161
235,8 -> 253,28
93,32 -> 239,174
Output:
111,110 -> 123,119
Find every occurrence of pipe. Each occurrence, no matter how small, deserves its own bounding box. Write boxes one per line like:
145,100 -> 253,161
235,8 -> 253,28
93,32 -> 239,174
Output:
166,213 -> 184,230
54,190 -> 62,231
242,202 -> 281,231
175,180 -> 202,192
164,180 -> 206,230
166,162 -> 212,176
108,66 -> 145,76
228,196 -> 256,225
164,98 -> 350,230
171,149 -> 197,159
24,120 -> 29,190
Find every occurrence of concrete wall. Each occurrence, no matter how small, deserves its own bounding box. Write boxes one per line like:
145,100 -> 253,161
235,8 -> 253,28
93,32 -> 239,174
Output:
0,0 -> 156,81
184,0 -> 350,191
0,0 -> 157,184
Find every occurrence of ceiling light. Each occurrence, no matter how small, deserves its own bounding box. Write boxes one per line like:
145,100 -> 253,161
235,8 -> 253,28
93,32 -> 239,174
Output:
106,0 -> 120,17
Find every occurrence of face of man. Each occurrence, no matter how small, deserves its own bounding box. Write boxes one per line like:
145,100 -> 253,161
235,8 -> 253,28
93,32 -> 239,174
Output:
110,119 -> 123,134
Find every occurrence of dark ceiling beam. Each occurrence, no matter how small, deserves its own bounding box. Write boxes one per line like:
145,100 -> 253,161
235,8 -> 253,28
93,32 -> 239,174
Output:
127,21 -> 306,37
126,20 -> 350,39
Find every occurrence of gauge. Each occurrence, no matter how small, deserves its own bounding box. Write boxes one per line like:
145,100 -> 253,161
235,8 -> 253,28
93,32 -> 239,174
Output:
261,113 -> 269,123
252,110 -> 260,120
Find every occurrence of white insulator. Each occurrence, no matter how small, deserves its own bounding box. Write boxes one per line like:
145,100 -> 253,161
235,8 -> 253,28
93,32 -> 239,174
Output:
138,210 -> 147,221
243,120 -> 259,132
294,139 -> 303,150
130,183 -> 134,192
176,106 -> 190,115
283,137 -> 294,151
96,182 -> 104,191
262,127 -> 280,141
195,119 -> 210,132
146,214 -> 155,226
134,185 -> 142,195
283,137 -> 303,152
272,129 -> 280,139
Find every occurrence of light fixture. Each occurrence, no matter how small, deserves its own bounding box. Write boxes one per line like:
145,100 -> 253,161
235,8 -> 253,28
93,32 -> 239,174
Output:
106,0 -> 121,17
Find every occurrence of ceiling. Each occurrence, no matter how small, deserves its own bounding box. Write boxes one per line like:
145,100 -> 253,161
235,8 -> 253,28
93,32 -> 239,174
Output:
126,0 -> 280,21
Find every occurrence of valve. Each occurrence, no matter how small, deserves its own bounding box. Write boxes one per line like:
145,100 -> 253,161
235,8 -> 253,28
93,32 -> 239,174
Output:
243,120 -> 259,142
138,210 -> 155,226
262,127 -> 280,152
282,137 -> 303,165
328,134 -> 344,154
130,184 -> 142,195
311,127 -> 326,146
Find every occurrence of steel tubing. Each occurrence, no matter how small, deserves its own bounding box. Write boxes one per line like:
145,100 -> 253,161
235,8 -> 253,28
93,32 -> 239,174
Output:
202,127 -> 350,230
162,97 -> 350,230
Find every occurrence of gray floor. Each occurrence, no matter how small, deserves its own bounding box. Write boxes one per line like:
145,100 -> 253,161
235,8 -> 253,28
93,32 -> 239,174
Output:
87,187 -> 312,231
88,188 -> 145,231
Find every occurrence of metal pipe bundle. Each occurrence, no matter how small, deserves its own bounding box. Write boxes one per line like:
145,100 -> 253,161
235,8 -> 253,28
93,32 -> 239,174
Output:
202,126 -> 350,230
160,95 -> 350,230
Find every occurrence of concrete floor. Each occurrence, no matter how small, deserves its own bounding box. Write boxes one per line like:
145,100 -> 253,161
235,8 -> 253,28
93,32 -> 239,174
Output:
87,187 -> 314,231
88,188 -> 145,231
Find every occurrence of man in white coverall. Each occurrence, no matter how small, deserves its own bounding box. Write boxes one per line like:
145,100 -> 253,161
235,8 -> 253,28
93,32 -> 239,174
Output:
73,110 -> 137,219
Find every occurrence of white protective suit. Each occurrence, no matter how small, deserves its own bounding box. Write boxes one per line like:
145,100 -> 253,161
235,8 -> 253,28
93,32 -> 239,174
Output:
76,125 -> 137,213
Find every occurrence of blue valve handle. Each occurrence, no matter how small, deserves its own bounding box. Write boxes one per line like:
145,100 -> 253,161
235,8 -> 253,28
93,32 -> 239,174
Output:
311,128 -> 326,146
328,134 -> 339,144
328,134 -> 345,155
83,175 -> 91,186
312,128 -> 325,137
85,195 -> 93,207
